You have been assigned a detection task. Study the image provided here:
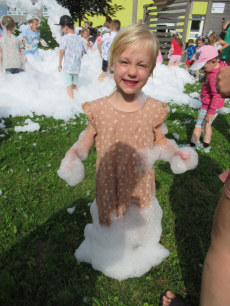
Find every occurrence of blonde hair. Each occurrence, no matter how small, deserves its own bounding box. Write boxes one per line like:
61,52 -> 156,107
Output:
1,16 -> 14,31
110,20 -> 120,32
109,23 -> 159,74
208,32 -> 220,45
81,29 -> 88,36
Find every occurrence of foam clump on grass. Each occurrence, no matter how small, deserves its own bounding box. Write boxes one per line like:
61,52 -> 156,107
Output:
75,195 -> 169,281
67,206 -> 75,214
14,119 -> 40,132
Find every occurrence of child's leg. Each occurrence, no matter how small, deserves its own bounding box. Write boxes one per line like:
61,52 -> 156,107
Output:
190,126 -> 202,145
72,74 -> 79,92
196,70 -> 199,80
168,60 -> 174,68
67,86 -> 74,99
98,60 -> 108,80
185,64 -> 188,70
203,122 -> 212,144
64,73 -> 74,99
200,191 -> 230,306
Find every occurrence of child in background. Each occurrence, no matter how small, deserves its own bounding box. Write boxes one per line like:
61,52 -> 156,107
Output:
191,37 -> 205,81
182,45 -> 227,152
97,19 -> 120,80
182,39 -> 196,70
58,23 -> 197,280
208,32 -> 229,53
0,16 -> 26,74
168,32 -> 183,67
56,15 -> 83,99
23,17 -> 47,55
81,29 -> 88,54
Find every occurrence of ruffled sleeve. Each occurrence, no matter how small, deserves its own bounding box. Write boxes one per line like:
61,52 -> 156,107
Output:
151,100 -> 168,128
82,102 -> 97,134
219,169 -> 230,199
151,100 -> 168,141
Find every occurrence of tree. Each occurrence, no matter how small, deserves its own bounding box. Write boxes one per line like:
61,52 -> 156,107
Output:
57,0 -> 124,26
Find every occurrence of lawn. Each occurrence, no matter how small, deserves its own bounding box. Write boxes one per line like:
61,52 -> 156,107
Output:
0,79 -> 230,306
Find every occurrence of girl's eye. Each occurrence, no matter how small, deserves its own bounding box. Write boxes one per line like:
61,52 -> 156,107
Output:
139,64 -> 147,68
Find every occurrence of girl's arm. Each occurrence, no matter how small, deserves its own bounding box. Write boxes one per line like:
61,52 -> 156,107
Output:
218,39 -> 229,51
152,124 -> 198,174
223,20 -> 230,31
66,122 -> 95,160
57,122 -> 95,186
97,39 -> 103,57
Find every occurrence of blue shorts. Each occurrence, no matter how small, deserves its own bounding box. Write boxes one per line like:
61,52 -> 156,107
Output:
195,108 -> 220,129
64,73 -> 79,87
5,68 -> 24,74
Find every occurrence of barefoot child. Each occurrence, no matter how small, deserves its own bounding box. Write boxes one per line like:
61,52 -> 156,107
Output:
58,23 -> 197,280
183,45 -> 227,152
0,16 -> 26,74
56,15 -> 83,99
23,17 -> 47,55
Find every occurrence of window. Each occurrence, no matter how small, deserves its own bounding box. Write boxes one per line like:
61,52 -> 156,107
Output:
43,5 -> 49,16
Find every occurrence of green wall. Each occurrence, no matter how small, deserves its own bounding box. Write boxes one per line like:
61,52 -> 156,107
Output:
79,0 -> 152,28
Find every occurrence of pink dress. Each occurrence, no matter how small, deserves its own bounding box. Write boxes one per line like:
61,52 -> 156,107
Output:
82,96 -> 168,225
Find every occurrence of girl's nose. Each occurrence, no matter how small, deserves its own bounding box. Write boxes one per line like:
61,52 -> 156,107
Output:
128,65 -> 137,77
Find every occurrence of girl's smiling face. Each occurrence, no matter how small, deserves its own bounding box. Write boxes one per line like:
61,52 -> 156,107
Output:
111,42 -> 153,96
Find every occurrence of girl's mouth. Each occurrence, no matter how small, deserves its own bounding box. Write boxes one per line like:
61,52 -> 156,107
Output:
122,79 -> 139,87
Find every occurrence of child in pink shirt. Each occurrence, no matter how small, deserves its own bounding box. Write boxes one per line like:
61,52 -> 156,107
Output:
182,45 -> 227,152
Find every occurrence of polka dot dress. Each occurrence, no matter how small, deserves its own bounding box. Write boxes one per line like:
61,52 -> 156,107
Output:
82,97 -> 168,225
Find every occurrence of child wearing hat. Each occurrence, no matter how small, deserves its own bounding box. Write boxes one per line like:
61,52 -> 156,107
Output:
182,45 -> 227,152
56,15 -> 83,99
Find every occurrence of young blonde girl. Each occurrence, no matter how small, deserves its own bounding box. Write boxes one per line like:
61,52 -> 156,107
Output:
208,32 -> 229,54
168,32 -> 183,67
58,23 -> 197,280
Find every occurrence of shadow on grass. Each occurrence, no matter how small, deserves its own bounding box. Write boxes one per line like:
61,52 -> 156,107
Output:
159,152 -> 224,305
0,197 -> 99,306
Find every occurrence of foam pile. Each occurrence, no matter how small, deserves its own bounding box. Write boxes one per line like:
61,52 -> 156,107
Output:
0,49 -> 205,121
75,195 -> 169,281
14,119 -> 40,132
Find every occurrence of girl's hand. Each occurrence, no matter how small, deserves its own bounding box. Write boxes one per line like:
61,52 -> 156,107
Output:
205,113 -> 214,123
58,64 -> 62,72
174,150 -> 190,160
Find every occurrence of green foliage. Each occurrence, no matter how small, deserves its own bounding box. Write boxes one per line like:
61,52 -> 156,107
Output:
57,0 -> 124,26
38,17 -> 59,50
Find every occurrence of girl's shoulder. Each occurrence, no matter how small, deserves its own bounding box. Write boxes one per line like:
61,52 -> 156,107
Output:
82,96 -> 108,112
146,97 -> 168,110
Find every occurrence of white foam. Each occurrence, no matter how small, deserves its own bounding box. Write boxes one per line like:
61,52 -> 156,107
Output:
75,195 -> 169,281
14,119 -> 40,132
57,152 -> 85,186
0,48 -> 200,122
67,206 -> 76,214
172,133 -> 179,140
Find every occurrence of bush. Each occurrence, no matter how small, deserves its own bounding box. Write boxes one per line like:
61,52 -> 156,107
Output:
38,17 -> 59,50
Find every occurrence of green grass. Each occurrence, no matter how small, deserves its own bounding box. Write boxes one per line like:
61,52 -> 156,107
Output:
0,80 -> 230,306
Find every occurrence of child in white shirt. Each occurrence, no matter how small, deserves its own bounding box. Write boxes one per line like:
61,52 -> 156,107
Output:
56,15 -> 83,99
